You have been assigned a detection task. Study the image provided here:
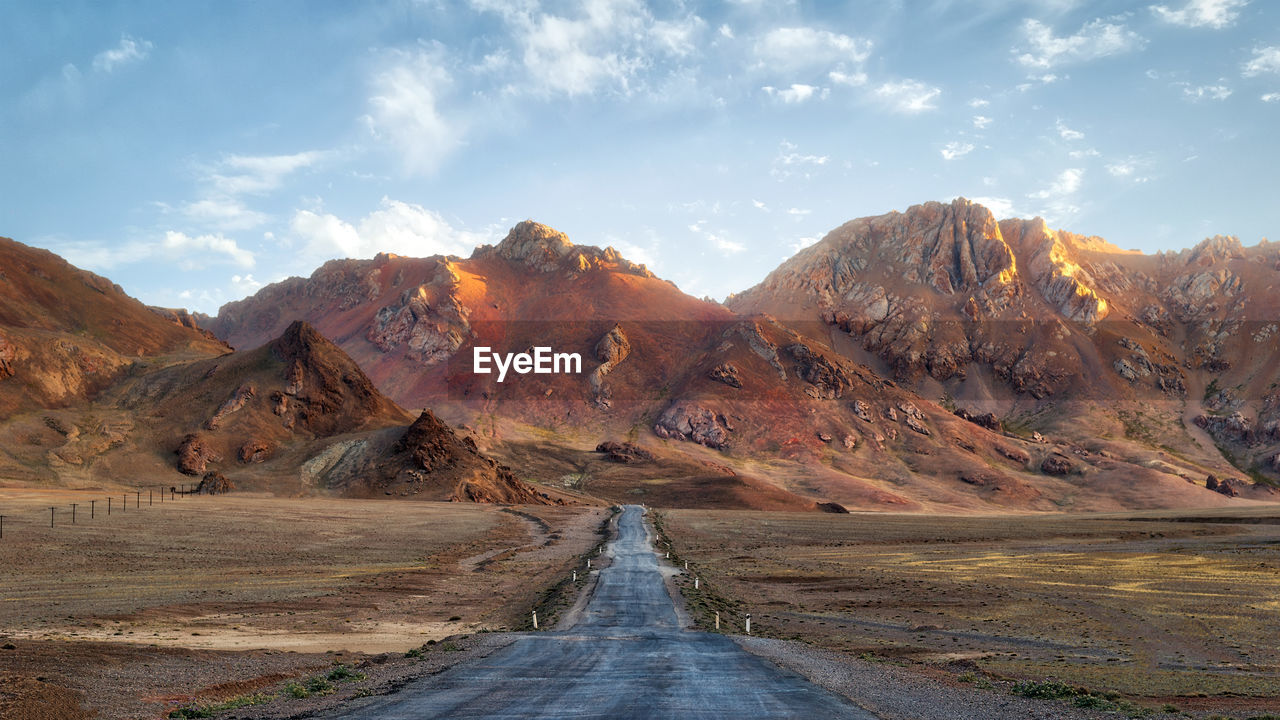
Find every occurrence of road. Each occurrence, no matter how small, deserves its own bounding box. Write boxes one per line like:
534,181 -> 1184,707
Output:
329,504 -> 877,719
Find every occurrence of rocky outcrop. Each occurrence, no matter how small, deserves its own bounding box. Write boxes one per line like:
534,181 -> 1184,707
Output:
477,221 -> 655,278
654,401 -> 731,449
175,433 -> 220,476
0,332 -> 14,380
238,440 -> 271,464
1003,219 -> 1109,323
595,441 -> 654,463
815,501 -> 849,513
1205,474 -> 1240,497
196,471 -> 235,494
393,410 -> 548,504
1040,454 -> 1075,475
366,268 -> 470,367
707,363 -> 742,389
206,384 -> 255,430
271,321 -> 402,436
786,343 -> 851,399
1194,412 -> 1257,446
590,324 -> 630,408
954,408 -> 1001,431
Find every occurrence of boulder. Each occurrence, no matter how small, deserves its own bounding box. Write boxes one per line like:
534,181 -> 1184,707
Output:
1040,454 -> 1075,475
707,363 -> 742,389
175,433 -> 220,476
653,401 -> 731,449
595,441 -> 654,463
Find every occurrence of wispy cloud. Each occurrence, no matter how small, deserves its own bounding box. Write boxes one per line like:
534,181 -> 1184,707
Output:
872,80 -> 941,113
754,27 -> 872,71
1056,119 -> 1085,140
1151,0 -> 1248,29
92,34 -> 152,73
1015,18 -> 1144,69
1178,82 -> 1232,100
762,83 -> 828,103
163,231 -> 256,269
1243,46 -> 1280,76
940,141 -> 975,160
363,46 -> 459,175
973,115 -> 993,129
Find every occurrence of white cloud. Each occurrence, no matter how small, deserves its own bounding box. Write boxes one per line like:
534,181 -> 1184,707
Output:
472,1 -> 704,98
872,80 -> 941,113
754,27 -> 872,71
1106,161 -> 1136,176
162,231 -> 256,269
1068,147 -> 1101,158
1029,168 -> 1084,199
1151,0 -> 1248,29
718,24 -> 734,39
181,197 -> 270,231
1056,119 -> 1085,140
940,141 -> 975,160
771,141 -> 829,180
1262,92 -> 1280,102
1179,83 -> 1232,100
229,274 -> 264,297
971,196 -> 1019,219
92,35 -> 152,73
1243,46 -> 1280,76
289,197 -> 489,261
752,199 -> 769,211
210,151 -> 328,196
1015,18 -> 1144,69
786,207 -> 812,216
789,235 -> 820,254
363,47 -> 458,175
968,98 -> 990,108
973,115 -> 993,129
763,83 -> 828,103
707,233 -> 745,254
828,70 -> 867,86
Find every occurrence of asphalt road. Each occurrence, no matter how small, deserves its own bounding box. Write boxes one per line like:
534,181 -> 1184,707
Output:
330,505 -> 878,719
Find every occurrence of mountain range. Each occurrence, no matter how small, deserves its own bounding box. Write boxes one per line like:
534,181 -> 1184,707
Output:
2,198 -> 1276,511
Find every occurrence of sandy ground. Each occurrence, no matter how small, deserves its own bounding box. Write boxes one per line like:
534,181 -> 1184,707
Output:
0,488 -> 606,719
659,505 -> 1280,718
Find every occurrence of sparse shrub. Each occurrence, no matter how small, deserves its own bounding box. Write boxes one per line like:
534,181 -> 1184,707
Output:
405,647 -> 423,658
327,665 -> 366,683
1011,680 -> 1079,700
439,641 -> 459,652
286,682 -> 310,699
305,676 -> 336,695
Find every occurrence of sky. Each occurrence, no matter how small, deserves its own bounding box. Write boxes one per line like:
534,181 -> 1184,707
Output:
2,0 -> 1278,314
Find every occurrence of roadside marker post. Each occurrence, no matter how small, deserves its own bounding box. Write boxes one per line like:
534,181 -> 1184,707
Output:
587,559 -> 591,569
746,614 -> 752,635
71,503 -> 77,524
149,490 -> 153,506
695,577 -> 700,590
135,491 -> 140,508
107,497 -> 111,515
532,611 -> 539,630
573,570 -> 577,582
715,612 -> 720,630
684,560 -> 688,570
0,515 -> 4,539
122,494 -> 127,512
49,507 -> 55,528
90,500 -> 95,519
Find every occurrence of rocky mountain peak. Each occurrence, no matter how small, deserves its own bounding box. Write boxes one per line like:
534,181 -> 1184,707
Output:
1187,234 -> 1245,267
490,220 -> 574,270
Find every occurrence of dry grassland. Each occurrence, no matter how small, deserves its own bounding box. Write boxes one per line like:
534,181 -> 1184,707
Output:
661,506 -> 1280,712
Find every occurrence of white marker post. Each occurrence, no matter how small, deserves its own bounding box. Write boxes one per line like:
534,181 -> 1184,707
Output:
532,611 -> 538,630
695,577 -> 700,590
573,570 -> 577,582
715,612 -> 720,630
684,560 -> 688,570
745,613 -> 752,635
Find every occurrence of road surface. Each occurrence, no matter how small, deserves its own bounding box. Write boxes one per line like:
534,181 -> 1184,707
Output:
330,504 -> 876,719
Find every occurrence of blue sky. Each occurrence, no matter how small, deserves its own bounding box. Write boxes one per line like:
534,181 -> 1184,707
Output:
2,0 -> 1278,313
